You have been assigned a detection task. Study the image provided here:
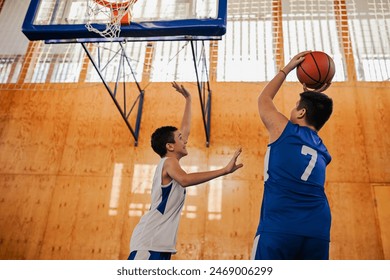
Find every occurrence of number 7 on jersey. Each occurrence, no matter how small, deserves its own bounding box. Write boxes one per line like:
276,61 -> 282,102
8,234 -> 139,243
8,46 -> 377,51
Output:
300,145 -> 317,181
263,145 -> 318,182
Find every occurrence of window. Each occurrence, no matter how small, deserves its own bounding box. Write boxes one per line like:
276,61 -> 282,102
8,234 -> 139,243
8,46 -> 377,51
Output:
282,0 -> 346,82
86,42 -> 145,83
217,0 -> 275,82
0,0 -> 30,84
347,0 -> 390,81
150,41 -> 209,82
25,43 -> 84,83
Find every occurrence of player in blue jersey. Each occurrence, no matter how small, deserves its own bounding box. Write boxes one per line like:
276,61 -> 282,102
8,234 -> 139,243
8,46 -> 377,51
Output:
128,82 -> 243,260
251,51 -> 334,260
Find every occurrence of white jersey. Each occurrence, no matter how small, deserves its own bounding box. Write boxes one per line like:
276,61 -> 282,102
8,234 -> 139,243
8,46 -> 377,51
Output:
130,157 -> 186,253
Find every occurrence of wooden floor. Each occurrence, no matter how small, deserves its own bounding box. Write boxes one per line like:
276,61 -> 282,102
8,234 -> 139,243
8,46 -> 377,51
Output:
0,81 -> 389,259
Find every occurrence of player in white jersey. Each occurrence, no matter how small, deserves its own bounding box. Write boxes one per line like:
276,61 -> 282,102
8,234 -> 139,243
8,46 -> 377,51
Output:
128,82 -> 243,260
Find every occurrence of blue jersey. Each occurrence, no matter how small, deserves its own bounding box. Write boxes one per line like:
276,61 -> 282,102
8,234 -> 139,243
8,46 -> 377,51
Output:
256,121 -> 332,241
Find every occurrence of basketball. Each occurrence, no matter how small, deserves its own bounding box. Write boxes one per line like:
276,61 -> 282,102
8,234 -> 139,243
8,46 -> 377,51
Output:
296,51 -> 335,90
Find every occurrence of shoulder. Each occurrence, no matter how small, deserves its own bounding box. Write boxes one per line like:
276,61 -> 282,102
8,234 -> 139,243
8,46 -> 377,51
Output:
163,156 -> 178,165
268,119 -> 290,143
161,157 -> 180,185
162,156 -> 181,171
259,102 -> 289,143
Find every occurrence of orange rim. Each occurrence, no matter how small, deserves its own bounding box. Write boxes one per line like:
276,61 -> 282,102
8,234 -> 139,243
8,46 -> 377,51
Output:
93,0 -> 137,10
93,0 -> 138,25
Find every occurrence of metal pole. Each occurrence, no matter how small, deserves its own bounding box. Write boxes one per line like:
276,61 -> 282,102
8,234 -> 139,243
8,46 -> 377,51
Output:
81,42 -> 138,141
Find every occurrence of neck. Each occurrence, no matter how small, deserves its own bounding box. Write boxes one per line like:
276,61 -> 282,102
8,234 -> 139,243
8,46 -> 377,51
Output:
294,119 -> 317,132
165,152 -> 183,161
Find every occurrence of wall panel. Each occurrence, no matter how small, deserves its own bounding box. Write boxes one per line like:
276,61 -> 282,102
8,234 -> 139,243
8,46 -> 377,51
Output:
327,182 -> 383,259
0,175 -> 54,259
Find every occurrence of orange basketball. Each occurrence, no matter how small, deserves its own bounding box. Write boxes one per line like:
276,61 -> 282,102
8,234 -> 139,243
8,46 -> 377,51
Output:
296,51 -> 335,90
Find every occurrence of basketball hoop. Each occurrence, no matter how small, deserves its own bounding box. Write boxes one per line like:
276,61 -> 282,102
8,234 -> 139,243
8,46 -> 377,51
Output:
86,0 -> 138,39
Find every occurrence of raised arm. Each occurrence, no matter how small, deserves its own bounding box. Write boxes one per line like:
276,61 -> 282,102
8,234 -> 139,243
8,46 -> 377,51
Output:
164,148 -> 243,188
258,51 -> 310,142
172,82 -> 191,141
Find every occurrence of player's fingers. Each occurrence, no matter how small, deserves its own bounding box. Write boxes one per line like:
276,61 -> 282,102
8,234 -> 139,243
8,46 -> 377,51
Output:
293,51 -> 310,63
231,163 -> 244,173
297,50 -> 311,57
234,148 -> 242,158
172,82 -> 180,91
323,83 -> 331,91
318,83 -> 330,92
180,85 -> 189,96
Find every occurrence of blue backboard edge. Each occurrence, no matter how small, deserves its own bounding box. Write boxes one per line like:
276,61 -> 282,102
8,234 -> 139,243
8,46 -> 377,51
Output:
22,0 -> 227,41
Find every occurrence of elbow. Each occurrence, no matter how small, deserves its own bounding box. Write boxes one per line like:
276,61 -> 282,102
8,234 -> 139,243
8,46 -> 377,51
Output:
258,94 -> 264,109
258,93 -> 267,104
181,176 -> 194,187
258,96 -> 265,112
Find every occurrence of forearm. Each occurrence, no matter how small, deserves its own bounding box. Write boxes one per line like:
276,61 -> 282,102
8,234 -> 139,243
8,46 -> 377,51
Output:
259,51 -> 309,104
180,98 -> 191,138
178,168 -> 227,188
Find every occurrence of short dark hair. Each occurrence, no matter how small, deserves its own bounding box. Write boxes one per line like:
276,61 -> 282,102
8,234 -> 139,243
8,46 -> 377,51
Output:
298,91 -> 333,131
151,126 -> 177,157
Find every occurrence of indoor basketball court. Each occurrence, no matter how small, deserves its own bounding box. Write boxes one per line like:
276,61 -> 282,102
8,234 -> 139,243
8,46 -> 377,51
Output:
0,0 -> 389,261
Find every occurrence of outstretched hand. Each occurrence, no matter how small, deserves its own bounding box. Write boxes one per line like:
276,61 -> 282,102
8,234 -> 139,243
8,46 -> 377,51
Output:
282,50 -> 312,74
225,148 -> 244,174
172,81 -> 191,99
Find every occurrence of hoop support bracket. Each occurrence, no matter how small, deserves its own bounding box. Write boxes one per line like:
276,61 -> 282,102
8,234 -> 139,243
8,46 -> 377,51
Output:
190,40 -> 211,147
81,42 -> 144,146
79,39 -> 212,147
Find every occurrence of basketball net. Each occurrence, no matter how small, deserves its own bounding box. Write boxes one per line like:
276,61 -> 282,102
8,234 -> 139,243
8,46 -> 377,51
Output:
86,0 -> 138,39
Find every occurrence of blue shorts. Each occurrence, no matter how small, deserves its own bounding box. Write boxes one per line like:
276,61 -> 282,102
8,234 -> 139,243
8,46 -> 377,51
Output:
128,250 -> 172,260
251,232 -> 329,260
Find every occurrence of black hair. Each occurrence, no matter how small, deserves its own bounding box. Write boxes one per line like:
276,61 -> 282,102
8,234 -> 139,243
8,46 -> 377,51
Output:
151,126 -> 177,157
297,91 -> 333,131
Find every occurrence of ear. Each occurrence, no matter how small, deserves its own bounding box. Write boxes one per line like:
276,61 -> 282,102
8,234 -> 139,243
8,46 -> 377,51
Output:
166,143 -> 174,152
297,108 -> 306,119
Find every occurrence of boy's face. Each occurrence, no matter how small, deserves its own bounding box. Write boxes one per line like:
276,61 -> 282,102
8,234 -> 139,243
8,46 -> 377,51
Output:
171,130 -> 188,158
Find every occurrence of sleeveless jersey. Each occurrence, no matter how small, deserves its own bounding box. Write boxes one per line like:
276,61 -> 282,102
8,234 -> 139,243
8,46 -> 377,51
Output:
256,121 -> 332,241
130,157 -> 186,253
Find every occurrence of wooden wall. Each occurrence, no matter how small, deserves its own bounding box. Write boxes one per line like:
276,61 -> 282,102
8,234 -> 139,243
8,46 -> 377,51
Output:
0,81 -> 389,260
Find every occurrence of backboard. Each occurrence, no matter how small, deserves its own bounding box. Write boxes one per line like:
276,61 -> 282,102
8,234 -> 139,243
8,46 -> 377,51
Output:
22,0 -> 227,42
